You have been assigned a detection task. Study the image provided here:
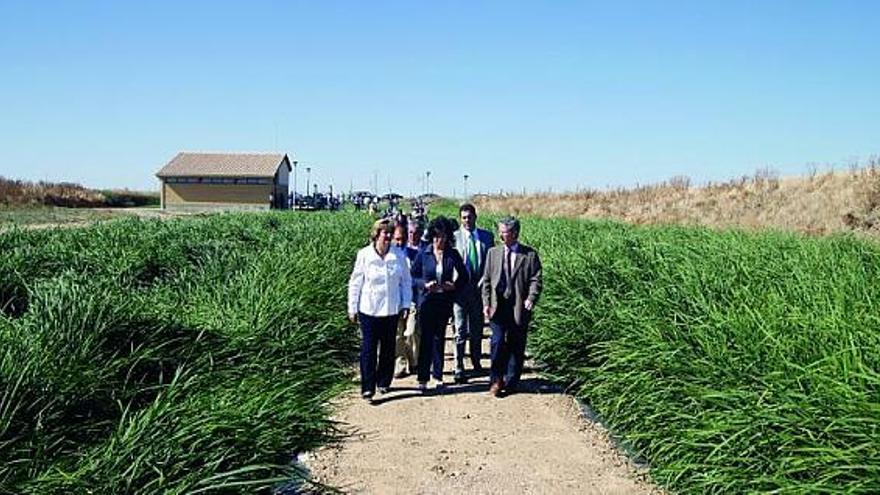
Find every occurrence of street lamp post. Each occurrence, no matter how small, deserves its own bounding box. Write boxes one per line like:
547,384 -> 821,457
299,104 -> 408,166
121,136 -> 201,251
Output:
463,174 -> 469,199
292,160 -> 298,209
306,167 -> 311,200
426,170 -> 431,195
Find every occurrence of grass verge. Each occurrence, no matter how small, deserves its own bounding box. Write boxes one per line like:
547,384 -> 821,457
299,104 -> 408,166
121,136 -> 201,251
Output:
525,218 -> 880,493
0,211 -> 369,493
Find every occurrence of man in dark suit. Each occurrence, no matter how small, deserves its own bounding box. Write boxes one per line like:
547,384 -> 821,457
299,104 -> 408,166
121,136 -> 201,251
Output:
481,216 -> 543,396
452,203 -> 495,383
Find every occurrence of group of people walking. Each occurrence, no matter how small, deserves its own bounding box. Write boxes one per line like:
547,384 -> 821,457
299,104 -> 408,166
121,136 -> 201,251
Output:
347,203 -> 543,401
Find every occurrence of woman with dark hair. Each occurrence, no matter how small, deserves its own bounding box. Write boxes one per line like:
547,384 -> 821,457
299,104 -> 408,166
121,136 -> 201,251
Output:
410,216 -> 468,392
348,218 -> 412,401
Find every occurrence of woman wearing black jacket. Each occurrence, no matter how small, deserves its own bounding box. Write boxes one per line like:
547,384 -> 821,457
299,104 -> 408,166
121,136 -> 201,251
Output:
411,216 -> 468,392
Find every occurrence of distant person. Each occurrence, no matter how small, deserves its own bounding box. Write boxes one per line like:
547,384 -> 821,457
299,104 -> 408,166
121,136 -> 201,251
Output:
348,218 -> 412,401
411,216 -> 468,392
395,218 -> 427,378
397,211 -> 412,230
391,218 -> 419,378
482,216 -> 542,397
451,203 -> 495,383
409,217 -> 429,251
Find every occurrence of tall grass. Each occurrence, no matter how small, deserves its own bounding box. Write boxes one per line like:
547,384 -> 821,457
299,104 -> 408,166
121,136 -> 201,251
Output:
0,212 -> 369,493
6,204 -> 878,493
524,218 -> 880,493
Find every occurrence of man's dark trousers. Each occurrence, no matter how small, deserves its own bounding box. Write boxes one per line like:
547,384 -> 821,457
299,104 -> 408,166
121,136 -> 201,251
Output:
489,298 -> 527,390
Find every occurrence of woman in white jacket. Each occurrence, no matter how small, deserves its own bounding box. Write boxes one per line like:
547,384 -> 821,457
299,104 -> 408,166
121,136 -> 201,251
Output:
348,218 -> 412,401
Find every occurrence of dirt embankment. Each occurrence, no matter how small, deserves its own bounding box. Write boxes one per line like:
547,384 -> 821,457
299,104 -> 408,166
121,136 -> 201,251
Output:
474,165 -> 880,237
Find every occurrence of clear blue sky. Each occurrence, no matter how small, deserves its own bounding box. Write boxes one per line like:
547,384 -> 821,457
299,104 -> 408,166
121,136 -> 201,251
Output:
1,1 -> 878,196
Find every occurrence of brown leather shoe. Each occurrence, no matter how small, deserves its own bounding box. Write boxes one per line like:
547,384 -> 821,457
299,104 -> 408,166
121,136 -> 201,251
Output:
489,379 -> 504,397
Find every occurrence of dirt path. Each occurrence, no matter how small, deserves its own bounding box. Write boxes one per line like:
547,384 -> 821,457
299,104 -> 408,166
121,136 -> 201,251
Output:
304,331 -> 660,494
0,207 -> 188,233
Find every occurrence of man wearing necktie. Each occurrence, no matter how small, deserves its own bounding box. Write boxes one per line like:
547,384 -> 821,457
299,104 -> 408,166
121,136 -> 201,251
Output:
481,216 -> 543,397
452,204 -> 495,383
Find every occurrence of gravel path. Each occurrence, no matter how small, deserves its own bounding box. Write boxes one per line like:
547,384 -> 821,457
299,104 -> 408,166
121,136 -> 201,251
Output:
304,331 -> 661,494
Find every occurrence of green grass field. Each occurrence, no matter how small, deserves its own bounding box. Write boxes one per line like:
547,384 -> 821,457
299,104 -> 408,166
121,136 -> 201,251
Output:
2,209 -> 878,493
524,219 -> 880,493
0,212 -> 369,493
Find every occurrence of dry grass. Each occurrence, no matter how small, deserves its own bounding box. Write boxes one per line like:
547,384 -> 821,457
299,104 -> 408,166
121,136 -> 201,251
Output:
473,159 -> 880,236
0,177 -> 158,208
0,176 -> 104,207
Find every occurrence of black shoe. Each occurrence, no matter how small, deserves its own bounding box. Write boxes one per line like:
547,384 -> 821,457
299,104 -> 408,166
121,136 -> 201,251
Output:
362,391 -> 374,401
453,373 -> 467,384
378,386 -> 390,395
489,379 -> 504,397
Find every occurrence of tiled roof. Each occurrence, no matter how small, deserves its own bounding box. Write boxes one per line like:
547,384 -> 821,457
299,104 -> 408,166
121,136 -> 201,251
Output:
156,152 -> 290,178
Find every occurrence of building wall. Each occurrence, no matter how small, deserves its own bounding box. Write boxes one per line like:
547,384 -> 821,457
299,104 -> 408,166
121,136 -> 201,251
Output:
273,184 -> 288,209
277,161 -> 289,187
273,162 -> 290,208
164,182 -> 272,208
